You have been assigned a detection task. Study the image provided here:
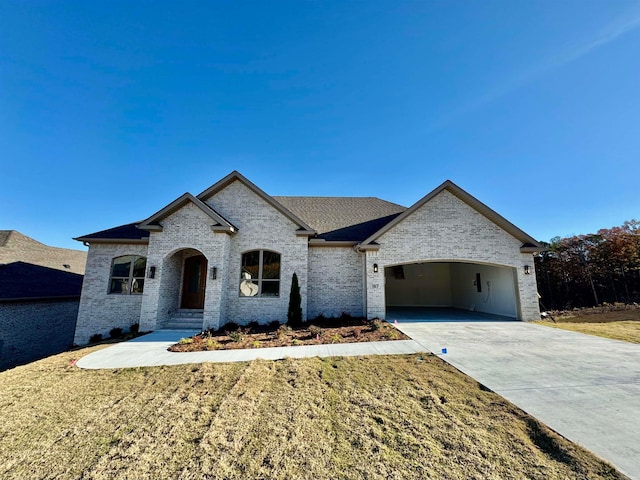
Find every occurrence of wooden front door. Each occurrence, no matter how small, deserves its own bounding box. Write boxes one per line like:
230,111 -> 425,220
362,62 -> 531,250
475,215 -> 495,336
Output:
181,255 -> 207,309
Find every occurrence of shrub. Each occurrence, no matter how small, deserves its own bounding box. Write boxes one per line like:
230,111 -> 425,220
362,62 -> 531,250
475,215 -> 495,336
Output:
330,333 -> 342,344
277,324 -> 292,339
220,321 -> 240,332
178,337 -> 194,345
308,325 -> 323,337
206,338 -> 220,350
268,320 -> 281,330
228,330 -> 244,343
109,327 -> 123,339
247,321 -> 260,330
340,312 -> 352,321
370,319 -> 383,331
252,340 -> 262,348
287,272 -> 303,327
129,323 -> 140,334
89,333 -> 102,343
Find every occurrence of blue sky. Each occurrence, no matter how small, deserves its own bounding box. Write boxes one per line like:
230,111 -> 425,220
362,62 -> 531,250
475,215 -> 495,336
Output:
1,1 -> 639,250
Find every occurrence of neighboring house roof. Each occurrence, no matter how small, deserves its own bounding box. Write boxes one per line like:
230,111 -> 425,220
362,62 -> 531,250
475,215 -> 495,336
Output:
138,193 -> 238,234
274,197 -> 406,242
0,231 -> 87,301
358,180 -> 544,252
0,230 -> 87,275
0,262 -> 84,301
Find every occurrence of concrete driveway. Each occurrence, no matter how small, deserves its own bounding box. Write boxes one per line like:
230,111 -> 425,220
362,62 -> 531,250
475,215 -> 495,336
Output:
394,320 -> 640,480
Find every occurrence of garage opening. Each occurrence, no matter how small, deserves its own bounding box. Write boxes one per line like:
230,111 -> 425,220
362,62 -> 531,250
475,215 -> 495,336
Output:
385,262 -> 518,321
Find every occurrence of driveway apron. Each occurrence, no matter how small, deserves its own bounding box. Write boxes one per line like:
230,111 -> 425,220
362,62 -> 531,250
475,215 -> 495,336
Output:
394,320 -> 640,479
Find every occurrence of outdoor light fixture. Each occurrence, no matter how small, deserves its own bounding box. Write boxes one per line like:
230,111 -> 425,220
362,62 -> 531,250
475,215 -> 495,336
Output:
148,266 -> 156,279
524,265 -> 531,275
373,263 -> 379,273
211,267 -> 217,279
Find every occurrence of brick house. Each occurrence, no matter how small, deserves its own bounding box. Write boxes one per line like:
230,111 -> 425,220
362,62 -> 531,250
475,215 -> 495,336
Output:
73,171 -> 542,344
0,231 -> 86,369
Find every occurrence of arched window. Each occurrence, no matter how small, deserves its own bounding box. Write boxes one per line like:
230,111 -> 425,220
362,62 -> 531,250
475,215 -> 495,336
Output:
109,255 -> 147,294
240,250 -> 280,297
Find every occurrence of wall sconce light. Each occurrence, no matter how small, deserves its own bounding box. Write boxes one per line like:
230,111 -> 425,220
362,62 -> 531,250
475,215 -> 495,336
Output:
373,263 -> 379,273
210,267 -> 217,279
148,266 -> 156,279
524,265 -> 531,275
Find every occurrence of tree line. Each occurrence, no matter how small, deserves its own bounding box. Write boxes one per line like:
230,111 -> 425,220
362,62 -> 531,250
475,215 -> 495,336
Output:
535,220 -> 640,310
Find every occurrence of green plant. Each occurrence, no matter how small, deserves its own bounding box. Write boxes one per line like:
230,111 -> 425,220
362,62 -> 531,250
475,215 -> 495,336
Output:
247,321 -> 260,330
370,319 -> 383,331
330,333 -> 342,344
129,323 -> 139,334
206,338 -> 220,350
287,272 -> 302,327
291,339 -> 301,346
109,327 -> 123,339
228,330 -> 244,343
388,329 -> 399,340
88,333 -> 102,343
252,340 -> 262,348
178,337 -> 194,345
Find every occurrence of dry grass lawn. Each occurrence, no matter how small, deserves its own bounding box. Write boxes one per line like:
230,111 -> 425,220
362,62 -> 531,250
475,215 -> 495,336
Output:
537,309 -> 640,344
0,346 -> 624,480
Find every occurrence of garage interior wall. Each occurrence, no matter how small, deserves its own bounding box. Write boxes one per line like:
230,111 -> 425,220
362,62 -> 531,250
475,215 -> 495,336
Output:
385,262 -> 517,318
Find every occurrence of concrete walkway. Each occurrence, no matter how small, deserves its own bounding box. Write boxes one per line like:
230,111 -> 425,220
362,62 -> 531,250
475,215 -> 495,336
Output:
76,329 -> 427,369
393,320 -> 640,480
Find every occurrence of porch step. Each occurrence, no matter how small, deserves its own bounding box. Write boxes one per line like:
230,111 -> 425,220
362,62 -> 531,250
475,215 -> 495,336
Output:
164,317 -> 203,330
175,309 -> 204,319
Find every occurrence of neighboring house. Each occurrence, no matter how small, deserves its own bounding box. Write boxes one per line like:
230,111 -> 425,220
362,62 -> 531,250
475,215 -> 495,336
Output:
74,171 -> 542,344
0,231 -> 87,370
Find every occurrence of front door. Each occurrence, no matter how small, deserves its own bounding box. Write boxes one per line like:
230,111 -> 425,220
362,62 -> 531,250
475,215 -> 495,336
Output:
181,254 -> 207,309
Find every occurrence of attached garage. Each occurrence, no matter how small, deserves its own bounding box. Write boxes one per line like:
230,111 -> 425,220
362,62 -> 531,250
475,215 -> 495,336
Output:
385,261 -> 518,319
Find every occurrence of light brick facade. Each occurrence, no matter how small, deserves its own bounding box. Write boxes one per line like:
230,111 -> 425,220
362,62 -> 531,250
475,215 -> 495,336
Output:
307,246 -> 364,318
364,190 -> 540,321
74,174 -> 541,344
75,243 -> 148,344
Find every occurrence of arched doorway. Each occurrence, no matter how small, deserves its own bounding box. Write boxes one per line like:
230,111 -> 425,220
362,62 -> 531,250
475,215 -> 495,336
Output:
181,254 -> 207,309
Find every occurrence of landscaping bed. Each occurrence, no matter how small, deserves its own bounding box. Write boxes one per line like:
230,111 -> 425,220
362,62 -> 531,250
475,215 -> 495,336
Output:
169,316 -> 409,352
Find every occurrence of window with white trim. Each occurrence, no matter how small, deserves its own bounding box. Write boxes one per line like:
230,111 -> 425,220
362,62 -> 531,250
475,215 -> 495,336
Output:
109,255 -> 146,294
240,250 -> 280,297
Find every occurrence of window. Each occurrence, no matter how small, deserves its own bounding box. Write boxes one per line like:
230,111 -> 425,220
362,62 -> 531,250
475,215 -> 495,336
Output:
109,255 -> 146,294
240,250 -> 280,297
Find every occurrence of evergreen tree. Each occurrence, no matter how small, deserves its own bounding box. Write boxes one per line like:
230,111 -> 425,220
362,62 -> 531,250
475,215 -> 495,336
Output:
287,272 -> 302,326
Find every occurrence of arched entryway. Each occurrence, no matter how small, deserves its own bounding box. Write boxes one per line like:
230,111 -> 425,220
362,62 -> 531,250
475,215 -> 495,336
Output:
157,248 -> 208,329
385,261 -> 519,321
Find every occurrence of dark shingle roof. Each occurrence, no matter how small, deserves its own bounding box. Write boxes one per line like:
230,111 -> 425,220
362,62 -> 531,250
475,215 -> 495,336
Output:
76,222 -> 150,241
274,197 -> 406,241
0,262 -> 84,300
77,197 -> 406,243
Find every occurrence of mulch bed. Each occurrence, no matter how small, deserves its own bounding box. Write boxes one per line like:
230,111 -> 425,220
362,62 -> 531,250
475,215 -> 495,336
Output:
168,317 -> 410,352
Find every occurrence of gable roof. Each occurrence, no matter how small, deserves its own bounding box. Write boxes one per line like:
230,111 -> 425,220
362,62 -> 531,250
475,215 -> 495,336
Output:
138,192 -> 237,234
274,197 -> 405,242
358,180 -> 543,252
197,171 -> 316,235
74,222 -> 150,244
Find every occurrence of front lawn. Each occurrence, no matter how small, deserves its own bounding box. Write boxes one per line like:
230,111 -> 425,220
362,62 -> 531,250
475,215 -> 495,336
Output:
536,305 -> 640,344
0,347 -> 624,479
